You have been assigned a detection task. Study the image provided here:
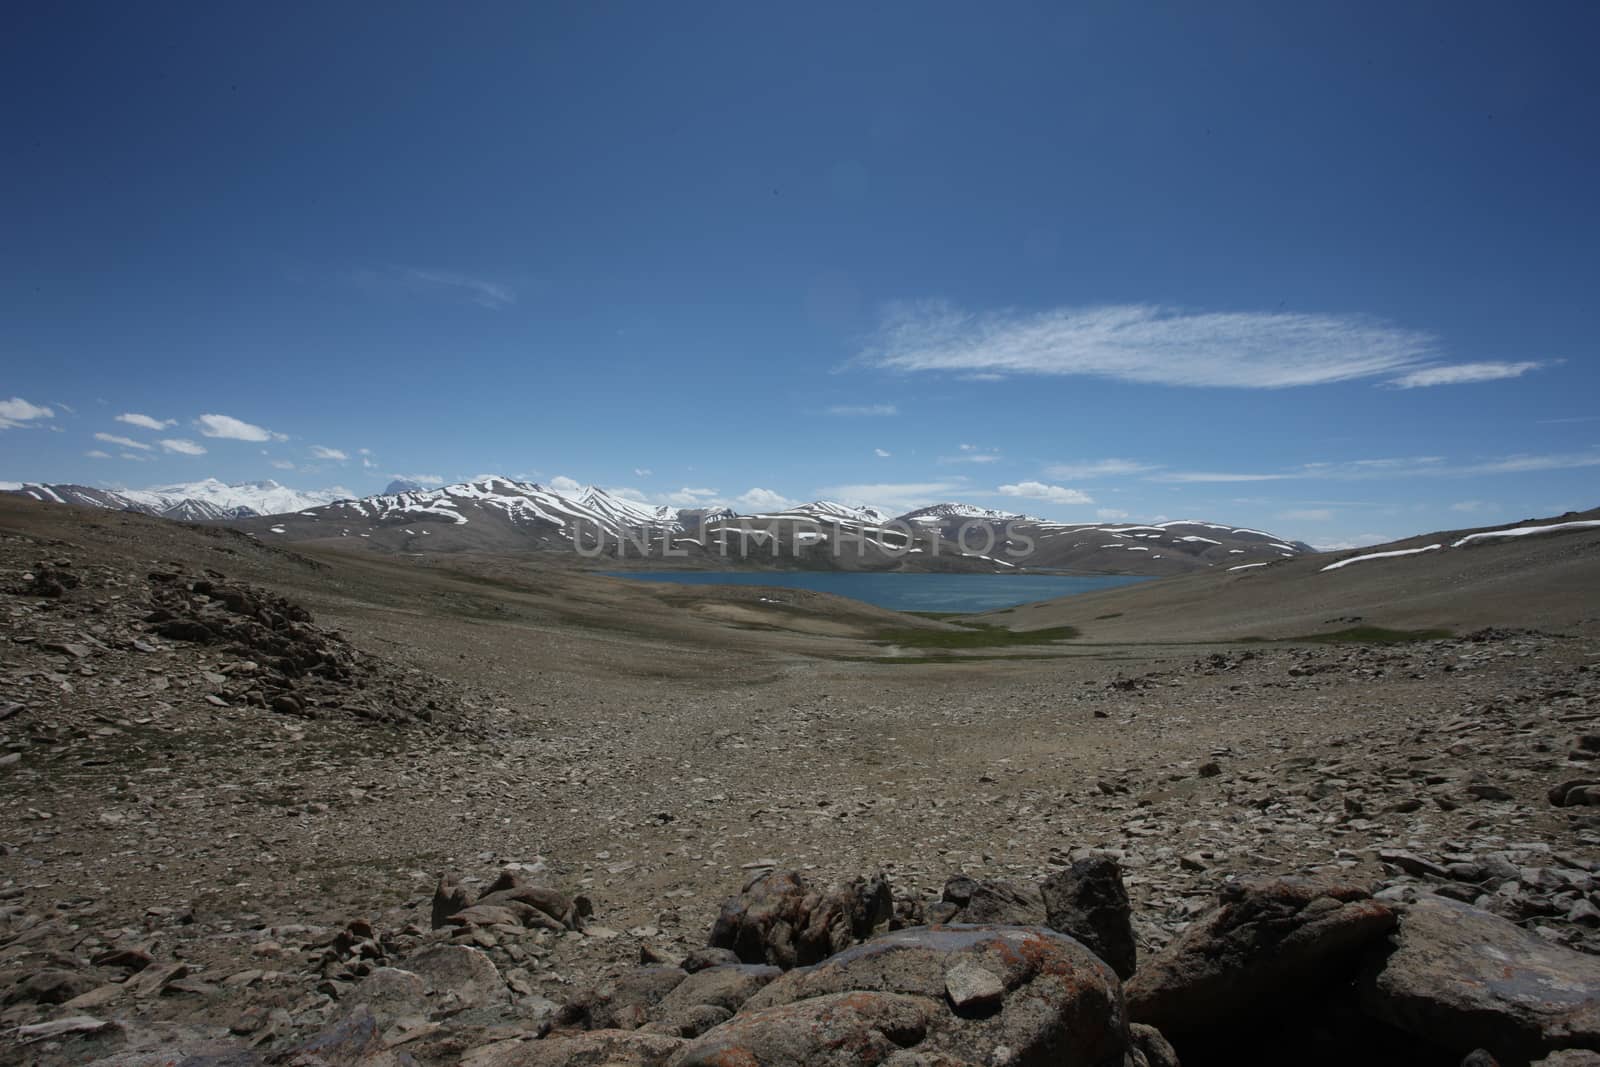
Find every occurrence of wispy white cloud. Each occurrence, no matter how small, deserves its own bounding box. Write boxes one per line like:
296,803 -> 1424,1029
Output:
270,459 -> 297,471
1152,470 -> 1297,483
95,431 -> 152,450
160,438 -> 206,455
1045,458 -> 1162,479
116,412 -> 174,430
1096,508 -> 1130,520
390,472 -> 443,485
401,268 -> 515,310
825,403 -> 898,416
634,468 -> 653,477
997,481 -> 1093,505
873,448 -> 891,458
1279,508 -> 1333,521
197,413 -> 285,442
940,447 -> 1002,464
85,449 -> 112,459
550,475 -> 583,492
1151,450 -> 1600,484
663,487 -> 721,506
861,301 -> 1436,388
1464,451 -> 1600,474
349,266 -> 516,310
1390,361 -> 1542,388
310,445 -> 348,461
0,397 -> 54,430
736,488 -> 795,512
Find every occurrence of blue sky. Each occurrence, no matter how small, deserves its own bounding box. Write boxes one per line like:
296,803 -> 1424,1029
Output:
3,1 -> 1597,548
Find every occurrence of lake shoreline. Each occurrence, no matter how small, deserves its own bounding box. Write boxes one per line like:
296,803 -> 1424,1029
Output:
601,570 -> 1154,614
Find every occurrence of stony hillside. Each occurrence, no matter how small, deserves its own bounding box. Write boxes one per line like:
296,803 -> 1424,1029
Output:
4,496 -> 1600,1066
984,507 -> 1600,641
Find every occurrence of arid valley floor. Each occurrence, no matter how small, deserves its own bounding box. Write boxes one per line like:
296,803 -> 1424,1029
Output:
3,496 -> 1600,1065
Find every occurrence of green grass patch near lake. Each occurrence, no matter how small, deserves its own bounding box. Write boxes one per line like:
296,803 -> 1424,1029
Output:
871,622 -> 1081,649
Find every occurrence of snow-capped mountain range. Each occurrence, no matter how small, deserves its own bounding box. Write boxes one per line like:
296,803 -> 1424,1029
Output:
6,478 -> 349,522
4,475 -> 1316,574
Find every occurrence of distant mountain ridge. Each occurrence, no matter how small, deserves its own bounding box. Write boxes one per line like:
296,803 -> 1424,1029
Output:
6,475 -> 1316,574
223,476 -> 1314,575
6,478 -> 348,521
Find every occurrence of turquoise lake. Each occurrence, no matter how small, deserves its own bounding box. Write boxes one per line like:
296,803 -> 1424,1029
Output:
602,571 -> 1152,613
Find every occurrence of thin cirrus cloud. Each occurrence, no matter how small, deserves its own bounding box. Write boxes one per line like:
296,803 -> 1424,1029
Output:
116,413 -> 175,430
403,268 -> 515,310
310,445 -> 348,461
94,431 -> 152,450
1467,451 -> 1600,474
196,413 -> 286,442
997,481 -> 1094,505
350,266 -> 516,310
1150,450 -> 1600,483
1390,361 -> 1543,389
860,301 -> 1451,388
0,397 -> 54,430
940,445 -> 1001,464
825,403 -> 898,416
1045,458 -> 1162,479
160,438 -> 206,456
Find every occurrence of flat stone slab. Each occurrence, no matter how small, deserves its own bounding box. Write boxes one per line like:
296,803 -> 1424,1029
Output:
1362,894 -> 1600,1062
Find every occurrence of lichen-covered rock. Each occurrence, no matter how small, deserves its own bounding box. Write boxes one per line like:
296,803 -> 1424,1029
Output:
553,966 -> 689,1032
673,924 -> 1128,1066
669,991 -> 937,1067
707,868 -> 893,969
405,944 -> 508,1013
1360,894 -> 1600,1063
1126,876 -> 1396,1038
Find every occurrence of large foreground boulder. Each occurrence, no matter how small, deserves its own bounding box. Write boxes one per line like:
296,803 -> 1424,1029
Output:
1126,876 -> 1396,1038
707,868 -> 893,968
670,924 -> 1129,1066
1361,894 -> 1600,1063
1041,856 -> 1137,980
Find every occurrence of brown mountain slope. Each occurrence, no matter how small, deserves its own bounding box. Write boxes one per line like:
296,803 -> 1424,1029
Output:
977,508 -> 1600,642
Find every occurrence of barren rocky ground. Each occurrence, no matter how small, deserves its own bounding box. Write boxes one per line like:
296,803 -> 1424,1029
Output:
3,497 -> 1599,1065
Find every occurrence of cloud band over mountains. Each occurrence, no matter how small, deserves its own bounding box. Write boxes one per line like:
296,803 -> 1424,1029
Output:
860,301 -> 1539,390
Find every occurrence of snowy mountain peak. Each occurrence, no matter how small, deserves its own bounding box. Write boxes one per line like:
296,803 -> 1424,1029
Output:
6,478 -> 348,522
901,502 -> 1034,523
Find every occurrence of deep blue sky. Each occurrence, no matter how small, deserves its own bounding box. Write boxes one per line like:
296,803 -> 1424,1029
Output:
3,1 -> 1596,547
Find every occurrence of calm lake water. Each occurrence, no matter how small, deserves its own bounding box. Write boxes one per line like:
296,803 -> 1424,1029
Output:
603,571 -> 1152,613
